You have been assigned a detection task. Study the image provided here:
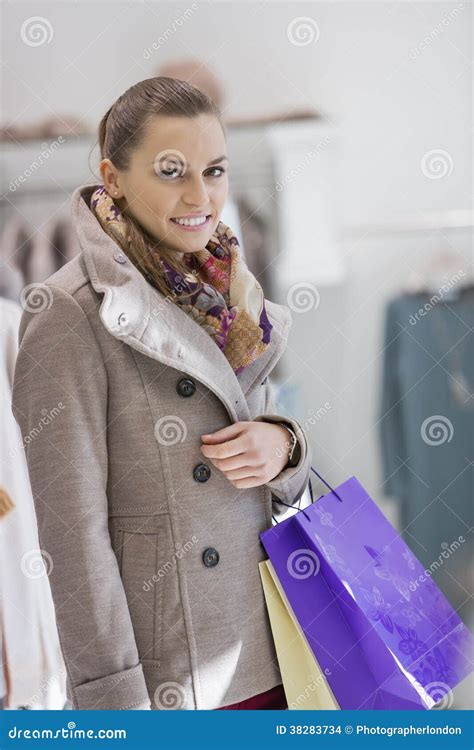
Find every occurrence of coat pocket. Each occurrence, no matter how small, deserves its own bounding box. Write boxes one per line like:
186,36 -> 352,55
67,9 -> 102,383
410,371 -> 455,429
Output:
110,515 -> 171,664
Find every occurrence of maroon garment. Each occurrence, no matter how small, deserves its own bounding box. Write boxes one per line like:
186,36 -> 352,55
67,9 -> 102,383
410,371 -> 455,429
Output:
216,683 -> 287,710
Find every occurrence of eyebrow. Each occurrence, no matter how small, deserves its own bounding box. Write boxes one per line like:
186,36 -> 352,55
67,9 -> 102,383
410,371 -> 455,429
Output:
207,155 -> 229,166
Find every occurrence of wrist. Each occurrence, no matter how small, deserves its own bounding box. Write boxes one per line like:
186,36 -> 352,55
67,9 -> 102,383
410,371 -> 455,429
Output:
275,422 -> 300,468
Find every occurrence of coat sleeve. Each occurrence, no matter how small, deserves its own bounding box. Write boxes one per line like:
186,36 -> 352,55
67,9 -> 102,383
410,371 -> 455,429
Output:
253,376 -> 311,516
10,284 -> 151,710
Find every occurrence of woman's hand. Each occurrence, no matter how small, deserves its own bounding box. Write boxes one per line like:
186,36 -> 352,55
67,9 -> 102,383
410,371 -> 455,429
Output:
200,421 -> 292,489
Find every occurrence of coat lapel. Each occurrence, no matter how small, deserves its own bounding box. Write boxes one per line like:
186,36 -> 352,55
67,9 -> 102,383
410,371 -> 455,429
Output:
72,184 -> 292,423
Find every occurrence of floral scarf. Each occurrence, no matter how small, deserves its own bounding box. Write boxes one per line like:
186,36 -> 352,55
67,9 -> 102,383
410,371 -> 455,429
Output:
90,185 -> 272,374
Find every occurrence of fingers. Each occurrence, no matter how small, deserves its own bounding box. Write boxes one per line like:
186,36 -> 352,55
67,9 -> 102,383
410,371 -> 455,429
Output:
223,465 -> 264,481
210,453 -> 264,472
201,422 -> 247,443
229,475 -> 266,489
200,434 -> 248,460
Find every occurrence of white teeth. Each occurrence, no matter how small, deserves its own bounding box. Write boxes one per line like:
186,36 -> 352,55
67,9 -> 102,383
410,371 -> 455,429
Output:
172,215 -> 208,227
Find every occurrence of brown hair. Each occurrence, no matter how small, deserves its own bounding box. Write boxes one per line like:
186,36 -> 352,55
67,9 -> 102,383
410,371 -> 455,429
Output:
96,76 -> 225,297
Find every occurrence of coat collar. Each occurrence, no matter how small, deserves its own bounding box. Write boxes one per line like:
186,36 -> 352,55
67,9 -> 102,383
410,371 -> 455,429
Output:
71,183 -> 292,423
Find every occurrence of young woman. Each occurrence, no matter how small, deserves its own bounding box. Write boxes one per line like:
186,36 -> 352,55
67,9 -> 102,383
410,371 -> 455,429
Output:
11,77 -> 311,711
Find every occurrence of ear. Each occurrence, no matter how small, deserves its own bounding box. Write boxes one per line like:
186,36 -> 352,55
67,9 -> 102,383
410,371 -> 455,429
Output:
99,158 -> 122,198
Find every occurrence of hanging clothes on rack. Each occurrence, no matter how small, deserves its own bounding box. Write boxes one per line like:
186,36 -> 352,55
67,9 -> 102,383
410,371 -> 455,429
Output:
27,215 -> 80,283
0,485 -> 15,709
0,216 -> 33,299
0,297 -> 66,708
378,280 -> 473,618
0,208 -> 80,302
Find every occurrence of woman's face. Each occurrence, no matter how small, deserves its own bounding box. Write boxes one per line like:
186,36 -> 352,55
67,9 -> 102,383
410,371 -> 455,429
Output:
100,113 -> 229,255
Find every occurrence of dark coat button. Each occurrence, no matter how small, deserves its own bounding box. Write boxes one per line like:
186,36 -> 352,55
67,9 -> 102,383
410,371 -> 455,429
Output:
193,463 -> 211,483
177,377 -> 196,397
202,547 -> 219,567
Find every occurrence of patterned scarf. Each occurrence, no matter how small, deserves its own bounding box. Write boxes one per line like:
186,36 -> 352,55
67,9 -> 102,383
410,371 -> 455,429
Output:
90,185 -> 272,374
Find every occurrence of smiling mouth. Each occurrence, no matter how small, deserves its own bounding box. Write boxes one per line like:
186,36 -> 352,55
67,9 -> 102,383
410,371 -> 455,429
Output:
170,215 -> 212,230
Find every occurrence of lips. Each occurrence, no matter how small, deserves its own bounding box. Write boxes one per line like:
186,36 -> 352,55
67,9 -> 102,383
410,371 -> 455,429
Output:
171,214 -> 211,222
170,215 -> 212,231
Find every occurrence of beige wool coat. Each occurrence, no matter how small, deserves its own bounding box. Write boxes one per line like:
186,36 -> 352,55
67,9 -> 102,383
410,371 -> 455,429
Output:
11,183 -> 312,711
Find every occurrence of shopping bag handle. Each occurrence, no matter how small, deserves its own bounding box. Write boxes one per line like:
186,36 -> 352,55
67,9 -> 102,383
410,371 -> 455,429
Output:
309,466 -> 344,503
272,466 -> 343,524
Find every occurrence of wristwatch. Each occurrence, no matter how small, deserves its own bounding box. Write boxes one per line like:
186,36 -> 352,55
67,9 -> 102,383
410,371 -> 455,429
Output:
276,422 -> 300,468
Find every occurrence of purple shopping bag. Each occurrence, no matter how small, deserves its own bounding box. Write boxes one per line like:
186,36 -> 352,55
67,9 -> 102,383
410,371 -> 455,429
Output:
260,469 -> 473,710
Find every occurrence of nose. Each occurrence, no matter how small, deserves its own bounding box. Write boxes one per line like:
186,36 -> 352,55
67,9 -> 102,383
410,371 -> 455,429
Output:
182,175 -> 209,207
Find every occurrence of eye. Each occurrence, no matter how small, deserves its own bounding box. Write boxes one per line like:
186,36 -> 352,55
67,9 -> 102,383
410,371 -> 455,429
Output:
159,166 -> 182,180
206,167 -> 226,178
158,166 -> 227,181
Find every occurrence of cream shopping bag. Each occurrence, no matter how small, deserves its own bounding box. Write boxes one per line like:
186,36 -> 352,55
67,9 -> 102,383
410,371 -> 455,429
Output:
259,559 -> 340,710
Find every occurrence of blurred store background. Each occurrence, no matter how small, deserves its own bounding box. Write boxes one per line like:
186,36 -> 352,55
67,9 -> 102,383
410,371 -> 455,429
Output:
0,0 -> 472,710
